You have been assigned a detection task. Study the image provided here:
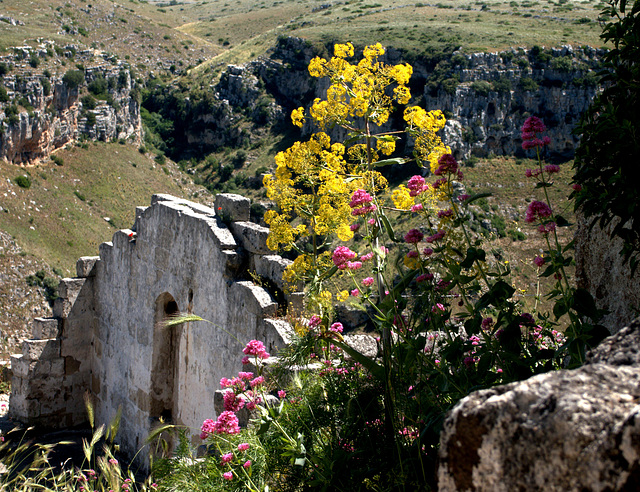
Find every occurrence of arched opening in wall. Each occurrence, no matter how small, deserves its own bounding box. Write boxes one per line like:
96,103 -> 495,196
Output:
150,293 -> 181,425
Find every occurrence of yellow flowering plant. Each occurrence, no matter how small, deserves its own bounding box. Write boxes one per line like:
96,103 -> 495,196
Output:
264,42 -> 449,316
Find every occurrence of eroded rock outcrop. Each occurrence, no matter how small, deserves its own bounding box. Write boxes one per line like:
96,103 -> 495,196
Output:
438,318 -> 640,491
0,44 -> 141,164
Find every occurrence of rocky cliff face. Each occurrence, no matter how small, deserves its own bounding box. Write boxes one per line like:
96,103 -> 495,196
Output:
421,46 -> 603,161
206,38 -> 603,161
0,46 -> 142,164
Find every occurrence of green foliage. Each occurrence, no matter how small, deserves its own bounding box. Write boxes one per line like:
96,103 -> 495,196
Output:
573,0 -> 640,272
471,79 -> 493,96
88,76 -> 109,97
81,94 -> 97,110
0,62 -> 9,76
40,77 -> 51,96
551,55 -> 573,72
62,69 -> 85,89
519,76 -> 539,91
0,86 -> 8,103
25,269 -> 58,305
51,154 -> 64,166
14,175 -> 31,189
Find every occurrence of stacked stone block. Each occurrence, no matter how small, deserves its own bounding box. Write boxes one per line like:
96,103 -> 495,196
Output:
9,256 -> 98,427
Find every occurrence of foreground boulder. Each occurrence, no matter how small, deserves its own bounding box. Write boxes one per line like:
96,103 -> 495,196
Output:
438,318 -> 640,491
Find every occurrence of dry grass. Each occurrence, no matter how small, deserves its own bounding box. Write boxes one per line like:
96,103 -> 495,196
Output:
0,142 -> 210,273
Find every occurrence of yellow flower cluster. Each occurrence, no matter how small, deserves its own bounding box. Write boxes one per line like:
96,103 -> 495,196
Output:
306,42 -> 414,129
404,107 -> 450,171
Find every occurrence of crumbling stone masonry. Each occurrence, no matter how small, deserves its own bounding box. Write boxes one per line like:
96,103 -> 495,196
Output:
9,193 -> 296,464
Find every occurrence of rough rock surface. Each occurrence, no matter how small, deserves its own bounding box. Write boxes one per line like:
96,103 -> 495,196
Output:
574,213 -> 640,333
438,318 -> 640,492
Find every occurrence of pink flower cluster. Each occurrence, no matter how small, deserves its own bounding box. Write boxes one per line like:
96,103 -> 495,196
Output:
525,200 -> 553,223
533,256 -> 546,267
350,189 -> 377,216
243,339 -> 270,359
437,209 -> 453,219
329,322 -> 344,333
200,411 -> 240,439
434,154 -> 463,180
407,175 -> 429,197
362,277 -> 374,287
404,229 -> 424,244
332,246 -> 361,270
425,230 -> 446,243
521,116 -> 551,150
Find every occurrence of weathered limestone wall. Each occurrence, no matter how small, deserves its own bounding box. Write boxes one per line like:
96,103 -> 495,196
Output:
10,193 -> 295,466
575,214 -> 640,333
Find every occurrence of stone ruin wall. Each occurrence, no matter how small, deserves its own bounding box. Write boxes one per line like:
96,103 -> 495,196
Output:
9,193 -> 297,463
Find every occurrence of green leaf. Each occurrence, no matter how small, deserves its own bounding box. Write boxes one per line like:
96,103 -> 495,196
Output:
372,157 -> 408,168
534,182 -> 553,189
553,299 -> 569,319
555,215 -> 572,227
343,132 -> 365,146
477,280 -> 515,310
464,192 -> 492,204
380,214 -> 398,242
460,247 -> 486,269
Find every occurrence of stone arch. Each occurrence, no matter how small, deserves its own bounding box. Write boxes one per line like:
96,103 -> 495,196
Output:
150,292 -> 180,424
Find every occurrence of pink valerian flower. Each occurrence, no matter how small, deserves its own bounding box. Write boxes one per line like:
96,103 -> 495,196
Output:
533,256 -> 546,267
431,177 -> 447,189
438,209 -> 453,219
458,194 -> 470,202
367,218 -> 376,225
425,230 -> 446,243
211,411 -> 241,435
538,222 -> 556,235
345,261 -> 362,270
238,372 -> 253,380
411,203 -> 424,212
572,183 -> 582,191
349,189 -> 373,208
352,205 -> 377,216
416,273 -> 434,283
330,322 -> 344,333
223,390 -> 245,412
243,340 -> 270,359
525,200 -> 553,223
434,154 -> 459,176
362,277 -> 374,287
277,390 -> 287,399
333,246 -> 357,268
407,175 -> 429,197
481,317 -> 494,331
521,116 -> 550,150
250,376 -> 264,388
544,164 -> 560,174
524,168 -> 541,178
423,247 -> 434,256
404,229 -> 424,244
238,442 -> 250,452
360,252 -> 374,262
469,335 -> 481,346
241,356 -> 250,365
223,472 -> 233,481
521,312 -> 535,325
200,419 -> 216,439
431,303 -> 445,313
308,315 -> 322,328
243,461 -> 252,469
350,223 -> 361,232
221,452 -> 234,464
407,250 -> 419,258
350,289 -> 360,297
